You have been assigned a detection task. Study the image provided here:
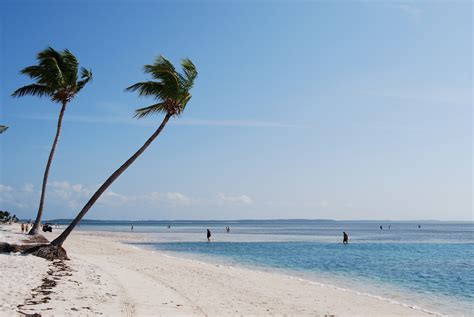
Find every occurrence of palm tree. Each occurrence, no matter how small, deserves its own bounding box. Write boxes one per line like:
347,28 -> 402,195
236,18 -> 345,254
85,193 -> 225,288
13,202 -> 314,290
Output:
0,125 -> 8,134
50,56 -> 197,248
12,47 -> 92,235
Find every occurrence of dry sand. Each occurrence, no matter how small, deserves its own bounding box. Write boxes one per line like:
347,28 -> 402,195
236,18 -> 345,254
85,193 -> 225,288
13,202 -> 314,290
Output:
0,224 -> 440,316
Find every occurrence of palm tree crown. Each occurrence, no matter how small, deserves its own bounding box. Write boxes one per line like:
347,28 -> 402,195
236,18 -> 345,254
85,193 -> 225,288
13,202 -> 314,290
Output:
126,56 -> 197,118
11,47 -> 92,236
12,47 -> 92,103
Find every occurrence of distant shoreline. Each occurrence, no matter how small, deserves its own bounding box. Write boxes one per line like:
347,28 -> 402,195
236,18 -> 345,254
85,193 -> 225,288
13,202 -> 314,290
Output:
41,218 -> 473,224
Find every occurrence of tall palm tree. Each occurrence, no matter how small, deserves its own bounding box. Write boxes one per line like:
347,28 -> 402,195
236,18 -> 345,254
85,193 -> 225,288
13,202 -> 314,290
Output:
0,125 -> 8,134
51,56 -> 197,247
12,47 -> 92,235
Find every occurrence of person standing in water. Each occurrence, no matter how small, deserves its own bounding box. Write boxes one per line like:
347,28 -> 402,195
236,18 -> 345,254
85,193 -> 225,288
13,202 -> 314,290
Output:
207,229 -> 211,242
380,225 -> 383,230
131,224 -> 134,231
343,232 -> 349,244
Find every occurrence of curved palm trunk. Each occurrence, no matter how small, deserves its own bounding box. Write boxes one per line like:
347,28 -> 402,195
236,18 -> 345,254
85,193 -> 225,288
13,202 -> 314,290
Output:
29,102 -> 67,235
51,113 -> 172,246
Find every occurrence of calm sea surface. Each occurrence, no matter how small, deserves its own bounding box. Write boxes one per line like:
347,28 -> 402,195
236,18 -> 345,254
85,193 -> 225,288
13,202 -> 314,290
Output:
75,220 -> 473,315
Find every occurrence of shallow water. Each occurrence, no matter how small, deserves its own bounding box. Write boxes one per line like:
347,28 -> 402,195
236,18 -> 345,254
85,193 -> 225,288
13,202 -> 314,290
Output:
75,220 -> 474,315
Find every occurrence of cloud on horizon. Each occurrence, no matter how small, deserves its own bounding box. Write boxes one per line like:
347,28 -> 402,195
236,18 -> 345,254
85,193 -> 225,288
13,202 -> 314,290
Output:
12,113 -> 307,129
0,181 -> 255,218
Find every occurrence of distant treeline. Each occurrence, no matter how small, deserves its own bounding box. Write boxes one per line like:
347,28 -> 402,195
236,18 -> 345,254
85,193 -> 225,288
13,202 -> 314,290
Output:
45,218 -> 452,225
0,211 -> 19,223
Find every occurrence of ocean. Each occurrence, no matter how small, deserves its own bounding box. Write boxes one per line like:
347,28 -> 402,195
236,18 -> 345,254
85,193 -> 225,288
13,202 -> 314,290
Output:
73,220 -> 473,315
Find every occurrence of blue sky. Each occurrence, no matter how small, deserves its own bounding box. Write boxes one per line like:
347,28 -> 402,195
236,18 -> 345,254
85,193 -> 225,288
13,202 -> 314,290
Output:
0,0 -> 472,220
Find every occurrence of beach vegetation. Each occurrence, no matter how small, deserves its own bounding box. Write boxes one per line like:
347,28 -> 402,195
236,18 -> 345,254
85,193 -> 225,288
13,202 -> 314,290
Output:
11,47 -> 92,235
0,211 -> 19,223
6,55 -> 197,260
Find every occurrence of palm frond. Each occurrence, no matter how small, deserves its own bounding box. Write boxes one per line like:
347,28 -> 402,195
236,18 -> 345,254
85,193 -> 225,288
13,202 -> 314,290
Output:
60,49 -> 79,85
21,65 -> 44,80
143,56 -> 179,90
125,81 -> 171,99
21,63 -> 60,88
13,47 -> 91,103
180,58 -> 198,90
11,84 -> 51,98
37,47 -> 61,60
37,48 -> 64,87
134,102 -> 168,118
128,55 -> 197,118
76,68 -> 93,92
179,93 -> 193,111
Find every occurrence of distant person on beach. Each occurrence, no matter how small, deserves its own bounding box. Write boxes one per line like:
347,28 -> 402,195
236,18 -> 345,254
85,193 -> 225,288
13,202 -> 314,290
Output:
25,224 -> 29,233
343,232 -> 349,244
207,229 -> 211,242
21,223 -> 24,233
418,225 -> 421,229
388,225 -> 391,230
226,226 -> 230,233
167,224 -> 171,229
131,224 -> 134,231
380,225 -> 383,230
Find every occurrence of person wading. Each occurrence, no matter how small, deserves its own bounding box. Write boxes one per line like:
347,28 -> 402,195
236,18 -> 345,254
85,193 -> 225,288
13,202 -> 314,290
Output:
207,229 -> 212,242
343,231 -> 349,244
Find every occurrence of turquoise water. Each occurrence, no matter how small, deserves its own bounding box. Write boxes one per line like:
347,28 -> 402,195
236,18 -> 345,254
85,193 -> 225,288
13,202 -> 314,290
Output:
75,220 -> 474,315
145,241 -> 473,314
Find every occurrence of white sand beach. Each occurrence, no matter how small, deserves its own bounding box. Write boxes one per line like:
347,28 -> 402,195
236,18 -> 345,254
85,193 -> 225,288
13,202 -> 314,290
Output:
0,224 -> 439,316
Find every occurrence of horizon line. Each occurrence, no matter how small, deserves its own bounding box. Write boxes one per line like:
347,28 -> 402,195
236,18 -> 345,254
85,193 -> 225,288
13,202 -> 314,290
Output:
40,218 -> 473,223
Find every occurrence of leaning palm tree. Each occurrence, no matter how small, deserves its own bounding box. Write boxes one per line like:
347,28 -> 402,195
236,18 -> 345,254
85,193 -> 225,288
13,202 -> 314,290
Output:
50,56 -> 197,250
0,125 -> 8,134
12,47 -> 92,235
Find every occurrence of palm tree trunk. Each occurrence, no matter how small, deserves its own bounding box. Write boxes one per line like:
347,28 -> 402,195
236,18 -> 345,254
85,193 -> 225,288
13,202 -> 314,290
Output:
29,102 -> 67,235
51,113 -> 172,246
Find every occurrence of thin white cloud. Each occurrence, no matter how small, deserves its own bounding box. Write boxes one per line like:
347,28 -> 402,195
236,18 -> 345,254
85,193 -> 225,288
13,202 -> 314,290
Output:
320,200 -> 329,208
22,183 -> 34,193
0,182 -> 255,213
217,192 -> 254,205
175,119 -> 305,128
0,184 -> 33,209
49,181 -> 96,209
391,3 -> 422,22
13,113 -> 306,129
46,182 -> 192,209
0,184 -> 13,192
145,191 -> 191,205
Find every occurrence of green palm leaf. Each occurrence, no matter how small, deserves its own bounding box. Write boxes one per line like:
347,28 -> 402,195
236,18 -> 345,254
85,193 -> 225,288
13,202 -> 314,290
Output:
12,47 -> 92,103
127,55 -> 198,117
134,102 -> 169,118
12,84 -> 51,98
77,68 -> 93,92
